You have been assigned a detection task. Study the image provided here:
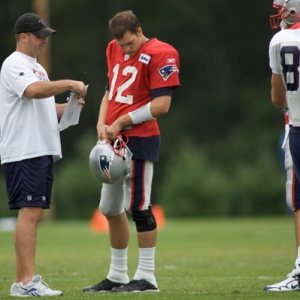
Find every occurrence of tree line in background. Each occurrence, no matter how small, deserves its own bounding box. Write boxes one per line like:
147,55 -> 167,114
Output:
0,0 -> 288,219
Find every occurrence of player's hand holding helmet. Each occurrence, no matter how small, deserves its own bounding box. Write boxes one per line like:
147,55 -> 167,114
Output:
89,135 -> 133,184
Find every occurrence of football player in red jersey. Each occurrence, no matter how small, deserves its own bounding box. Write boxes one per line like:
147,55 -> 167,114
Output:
83,10 -> 180,293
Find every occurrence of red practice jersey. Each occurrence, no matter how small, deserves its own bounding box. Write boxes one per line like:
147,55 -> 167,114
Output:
106,38 -> 180,137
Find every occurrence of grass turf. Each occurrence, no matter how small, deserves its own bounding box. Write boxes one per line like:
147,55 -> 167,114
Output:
0,216 -> 299,299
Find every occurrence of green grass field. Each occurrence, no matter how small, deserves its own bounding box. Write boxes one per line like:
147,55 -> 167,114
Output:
0,216 -> 299,299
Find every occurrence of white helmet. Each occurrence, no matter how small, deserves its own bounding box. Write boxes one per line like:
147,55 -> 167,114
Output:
270,0 -> 300,29
89,136 -> 132,184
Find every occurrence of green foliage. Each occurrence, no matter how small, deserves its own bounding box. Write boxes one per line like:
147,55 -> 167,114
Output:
160,139 -> 285,217
53,131 -> 101,219
0,218 -> 298,299
160,139 -> 231,216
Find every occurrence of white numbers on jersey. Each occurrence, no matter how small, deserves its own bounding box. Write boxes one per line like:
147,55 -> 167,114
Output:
108,64 -> 138,104
281,46 -> 300,91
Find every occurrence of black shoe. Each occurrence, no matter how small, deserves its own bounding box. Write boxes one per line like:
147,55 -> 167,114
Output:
111,279 -> 159,292
82,278 -> 123,292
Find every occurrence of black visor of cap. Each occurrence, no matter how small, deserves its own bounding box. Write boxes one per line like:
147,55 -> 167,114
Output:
14,12 -> 56,37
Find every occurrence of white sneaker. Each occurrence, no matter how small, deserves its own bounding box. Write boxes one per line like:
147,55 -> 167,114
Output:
10,282 -> 21,296
10,274 -> 62,297
264,271 -> 300,292
294,257 -> 300,277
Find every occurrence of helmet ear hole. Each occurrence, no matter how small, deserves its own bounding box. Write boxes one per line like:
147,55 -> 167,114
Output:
291,10 -> 296,16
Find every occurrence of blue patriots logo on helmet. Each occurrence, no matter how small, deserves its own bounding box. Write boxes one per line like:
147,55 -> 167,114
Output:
99,155 -> 111,181
158,65 -> 179,81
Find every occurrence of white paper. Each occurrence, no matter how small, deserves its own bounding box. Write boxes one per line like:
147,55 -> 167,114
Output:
58,85 -> 88,132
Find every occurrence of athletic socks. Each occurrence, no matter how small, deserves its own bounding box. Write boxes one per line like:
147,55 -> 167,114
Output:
107,248 -> 130,284
133,247 -> 158,288
107,247 -> 157,288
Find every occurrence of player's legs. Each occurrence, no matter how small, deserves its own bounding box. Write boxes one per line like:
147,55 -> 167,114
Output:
83,160 -> 158,292
106,213 -> 129,248
83,181 -> 130,291
117,160 -> 159,291
100,180 -> 130,249
291,173 -> 300,275
97,181 -> 130,285
264,131 -> 300,292
289,126 -> 300,193
285,141 -> 300,250
288,127 -> 300,251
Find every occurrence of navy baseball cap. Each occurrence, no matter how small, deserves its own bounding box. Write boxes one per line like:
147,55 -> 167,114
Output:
14,13 -> 56,38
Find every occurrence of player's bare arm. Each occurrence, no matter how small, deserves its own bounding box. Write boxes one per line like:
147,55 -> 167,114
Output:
106,113 -> 132,141
271,73 -> 287,109
106,95 -> 172,141
97,91 -> 110,140
150,95 -> 171,118
24,80 -> 87,99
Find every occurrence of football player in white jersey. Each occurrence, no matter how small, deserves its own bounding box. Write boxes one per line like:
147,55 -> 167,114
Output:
265,0 -> 300,292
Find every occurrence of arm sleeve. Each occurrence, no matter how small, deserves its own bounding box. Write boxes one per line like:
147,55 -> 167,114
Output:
150,87 -> 173,99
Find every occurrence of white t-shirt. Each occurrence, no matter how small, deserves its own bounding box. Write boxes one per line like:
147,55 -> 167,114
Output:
0,51 -> 62,164
269,28 -> 300,126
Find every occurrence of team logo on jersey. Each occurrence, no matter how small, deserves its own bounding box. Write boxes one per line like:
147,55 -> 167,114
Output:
33,68 -> 48,81
139,53 -> 151,64
27,195 -> 32,201
166,58 -> 176,63
124,54 -> 130,61
158,65 -> 179,81
16,72 -> 25,78
100,155 -> 111,181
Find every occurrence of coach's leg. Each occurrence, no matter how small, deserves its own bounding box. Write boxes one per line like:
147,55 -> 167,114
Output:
14,207 -> 43,285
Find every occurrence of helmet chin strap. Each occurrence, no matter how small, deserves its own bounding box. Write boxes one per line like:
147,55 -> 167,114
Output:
280,20 -> 288,30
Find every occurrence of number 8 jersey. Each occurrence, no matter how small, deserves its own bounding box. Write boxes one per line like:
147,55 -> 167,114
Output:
106,38 -> 180,137
269,25 -> 300,126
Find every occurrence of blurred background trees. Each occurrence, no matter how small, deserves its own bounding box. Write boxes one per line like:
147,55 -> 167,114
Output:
0,0 -> 287,219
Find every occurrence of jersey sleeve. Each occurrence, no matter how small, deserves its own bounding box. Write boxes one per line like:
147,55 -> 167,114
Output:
148,44 -> 180,90
106,41 -> 115,92
8,60 -> 39,99
269,32 -> 282,74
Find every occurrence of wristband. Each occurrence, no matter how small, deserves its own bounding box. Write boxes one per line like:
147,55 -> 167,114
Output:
128,102 -> 155,124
